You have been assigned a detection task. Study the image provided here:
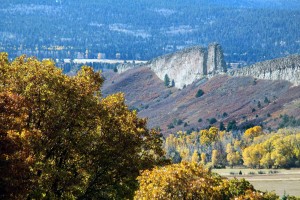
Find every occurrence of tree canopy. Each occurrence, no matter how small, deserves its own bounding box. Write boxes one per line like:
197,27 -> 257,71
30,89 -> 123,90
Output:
135,162 -> 278,200
0,53 -> 166,199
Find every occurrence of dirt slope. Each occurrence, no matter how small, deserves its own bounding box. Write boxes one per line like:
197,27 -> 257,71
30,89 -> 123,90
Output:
102,67 -> 300,135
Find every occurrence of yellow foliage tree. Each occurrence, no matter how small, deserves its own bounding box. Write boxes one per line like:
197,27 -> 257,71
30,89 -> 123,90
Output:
242,144 -> 264,168
200,127 -> 219,145
244,126 -> 263,140
226,144 -> 240,167
0,53 -> 166,199
211,150 -> 218,167
200,153 -> 206,165
135,162 -> 276,200
191,150 -> 200,163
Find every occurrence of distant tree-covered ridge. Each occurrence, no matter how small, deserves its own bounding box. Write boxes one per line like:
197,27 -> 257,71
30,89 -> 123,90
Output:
1,0 -> 300,64
0,53 -> 166,199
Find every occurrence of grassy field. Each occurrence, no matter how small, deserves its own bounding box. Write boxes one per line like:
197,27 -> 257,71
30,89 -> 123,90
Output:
213,168 -> 300,197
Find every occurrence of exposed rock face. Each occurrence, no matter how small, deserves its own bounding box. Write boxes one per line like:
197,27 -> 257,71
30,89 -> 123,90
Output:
117,43 -> 227,89
230,55 -> 300,86
148,43 -> 227,88
207,43 -> 227,74
117,63 -> 137,73
147,46 -> 207,88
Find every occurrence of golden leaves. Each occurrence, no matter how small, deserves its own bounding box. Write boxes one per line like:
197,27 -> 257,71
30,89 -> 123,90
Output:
135,162 -> 270,200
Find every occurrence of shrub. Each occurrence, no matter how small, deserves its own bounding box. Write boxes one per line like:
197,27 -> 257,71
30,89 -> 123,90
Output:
195,89 -> 204,97
209,118 -> 217,124
219,122 -> 225,131
264,97 -> 270,104
257,101 -> 261,108
258,170 -> 266,174
167,123 -> 175,129
227,120 -> 237,131
268,170 -> 279,174
177,119 -> 183,125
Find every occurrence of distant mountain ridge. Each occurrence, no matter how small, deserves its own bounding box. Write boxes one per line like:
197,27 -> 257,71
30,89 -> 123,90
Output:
1,0 -> 300,64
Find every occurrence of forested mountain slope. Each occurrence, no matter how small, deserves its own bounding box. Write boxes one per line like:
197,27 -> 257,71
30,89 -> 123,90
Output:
1,0 -> 300,64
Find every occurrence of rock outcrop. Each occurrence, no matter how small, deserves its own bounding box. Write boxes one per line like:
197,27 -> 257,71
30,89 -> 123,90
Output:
117,43 -> 227,88
147,46 -> 207,88
117,44 -> 300,88
229,55 -> 300,86
117,62 -> 139,73
148,43 -> 227,88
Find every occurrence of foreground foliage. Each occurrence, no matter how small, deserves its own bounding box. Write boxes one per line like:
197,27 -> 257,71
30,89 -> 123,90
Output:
135,162 -> 279,200
0,53 -> 166,199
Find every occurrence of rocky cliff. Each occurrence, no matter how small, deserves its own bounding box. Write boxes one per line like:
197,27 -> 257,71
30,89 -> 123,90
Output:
230,55 -> 300,86
117,43 -> 227,88
147,43 -> 227,88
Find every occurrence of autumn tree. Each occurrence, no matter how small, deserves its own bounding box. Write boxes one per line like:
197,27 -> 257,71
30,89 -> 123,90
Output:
200,127 -> 219,145
191,150 -> 200,163
134,162 -> 277,200
226,144 -> 240,167
242,144 -> 264,168
200,153 -> 206,165
0,92 -> 35,200
211,150 -> 219,167
0,53 -> 166,199
244,126 -> 263,140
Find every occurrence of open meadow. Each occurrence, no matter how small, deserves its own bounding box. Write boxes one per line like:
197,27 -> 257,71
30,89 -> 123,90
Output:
213,168 -> 300,197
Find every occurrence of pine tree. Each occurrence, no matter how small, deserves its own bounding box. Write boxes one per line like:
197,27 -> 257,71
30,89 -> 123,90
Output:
164,74 -> 170,86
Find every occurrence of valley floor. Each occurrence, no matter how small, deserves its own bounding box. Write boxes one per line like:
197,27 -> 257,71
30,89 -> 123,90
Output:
213,168 -> 300,197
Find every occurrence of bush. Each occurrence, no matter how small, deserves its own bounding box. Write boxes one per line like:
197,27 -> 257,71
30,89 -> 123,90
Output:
222,112 -> 228,117
264,97 -> 270,104
219,122 -> 225,131
198,118 -> 203,123
227,120 -> 237,131
258,171 -> 266,174
195,89 -> 204,97
209,118 -> 217,124
257,101 -> 262,108
268,170 -> 279,174
167,123 -> 175,129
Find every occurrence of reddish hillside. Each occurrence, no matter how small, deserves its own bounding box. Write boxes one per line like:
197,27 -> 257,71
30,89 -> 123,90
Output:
102,67 -> 300,135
